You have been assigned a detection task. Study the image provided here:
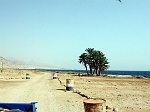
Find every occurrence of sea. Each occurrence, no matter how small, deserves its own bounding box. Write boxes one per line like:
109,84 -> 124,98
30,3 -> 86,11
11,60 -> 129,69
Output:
46,69 -> 150,77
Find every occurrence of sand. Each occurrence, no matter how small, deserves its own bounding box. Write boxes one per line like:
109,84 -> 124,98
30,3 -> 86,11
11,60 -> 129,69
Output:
0,69 -> 150,112
58,73 -> 150,112
0,69 -> 85,112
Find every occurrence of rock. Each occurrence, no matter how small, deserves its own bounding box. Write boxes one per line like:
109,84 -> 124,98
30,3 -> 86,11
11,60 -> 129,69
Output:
117,94 -> 121,97
113,108 -> 118,112
106,105 -> 111,110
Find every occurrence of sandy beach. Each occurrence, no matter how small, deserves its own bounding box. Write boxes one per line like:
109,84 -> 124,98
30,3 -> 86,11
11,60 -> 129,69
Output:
0,69 -> 150,112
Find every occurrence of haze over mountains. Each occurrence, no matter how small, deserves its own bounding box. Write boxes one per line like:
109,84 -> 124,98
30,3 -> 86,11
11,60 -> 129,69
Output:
0,56 -> 58,69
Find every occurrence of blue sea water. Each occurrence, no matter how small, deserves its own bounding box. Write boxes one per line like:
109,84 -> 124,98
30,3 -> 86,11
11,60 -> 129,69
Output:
47,69 -> 150,77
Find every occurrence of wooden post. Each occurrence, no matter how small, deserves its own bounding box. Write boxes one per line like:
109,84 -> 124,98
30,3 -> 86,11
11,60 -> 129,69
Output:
83,98 -> 106,112
66,79 -> 74,91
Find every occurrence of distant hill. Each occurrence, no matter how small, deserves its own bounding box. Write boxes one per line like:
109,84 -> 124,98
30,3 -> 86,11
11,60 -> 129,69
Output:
0,56 -> 28,69
0,56 -> 59,69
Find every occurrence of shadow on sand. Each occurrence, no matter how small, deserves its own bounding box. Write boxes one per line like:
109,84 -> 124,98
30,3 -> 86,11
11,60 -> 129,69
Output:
56,89 -> 66,92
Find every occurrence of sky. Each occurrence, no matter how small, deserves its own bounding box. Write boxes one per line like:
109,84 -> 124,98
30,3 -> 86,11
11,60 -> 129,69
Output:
0,0 -> 150,70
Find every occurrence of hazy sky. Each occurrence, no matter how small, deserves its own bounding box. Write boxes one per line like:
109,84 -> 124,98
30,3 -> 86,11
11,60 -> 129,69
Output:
0,0 -> 150,70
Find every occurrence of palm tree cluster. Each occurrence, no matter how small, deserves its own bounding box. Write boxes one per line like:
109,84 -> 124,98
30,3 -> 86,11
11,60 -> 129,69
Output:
79,48 -> 109,76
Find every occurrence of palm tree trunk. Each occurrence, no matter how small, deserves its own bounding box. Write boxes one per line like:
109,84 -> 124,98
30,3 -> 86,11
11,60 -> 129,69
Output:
89,66 -> 92,75
93,69 -> 95,75
98,69 -> 102,75
84,64 -> 89,75
95,68 -> 98,76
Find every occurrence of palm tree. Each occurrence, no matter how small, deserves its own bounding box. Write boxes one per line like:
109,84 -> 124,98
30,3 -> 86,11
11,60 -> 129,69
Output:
85,48 -> 95,75
79,48 -> 109,76
98,56 -> 109,75
79,53 -> 89,75
92,50 -> 102,75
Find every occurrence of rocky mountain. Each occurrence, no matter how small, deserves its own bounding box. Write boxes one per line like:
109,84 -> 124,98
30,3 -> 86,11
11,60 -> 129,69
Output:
0,56 -> 58,69
0,56 -> 27,69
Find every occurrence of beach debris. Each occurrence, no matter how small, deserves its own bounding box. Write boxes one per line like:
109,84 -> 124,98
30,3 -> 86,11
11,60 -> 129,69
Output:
78,73 -> 83,76
112,108 -> 118,112
135,76 -> 144,79
106,105 -> 111,110
105,106 -> 119,112
117,94 -> 121,97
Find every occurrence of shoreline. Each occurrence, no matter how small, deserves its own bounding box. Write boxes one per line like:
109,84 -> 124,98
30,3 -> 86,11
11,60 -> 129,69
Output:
20,68 -> 150,76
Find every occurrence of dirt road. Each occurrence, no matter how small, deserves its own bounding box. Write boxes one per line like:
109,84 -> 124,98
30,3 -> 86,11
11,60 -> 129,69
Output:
0,73 -> 85,112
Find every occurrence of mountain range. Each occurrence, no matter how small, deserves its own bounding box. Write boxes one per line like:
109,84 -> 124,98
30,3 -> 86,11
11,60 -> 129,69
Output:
0,56 -> 58,69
